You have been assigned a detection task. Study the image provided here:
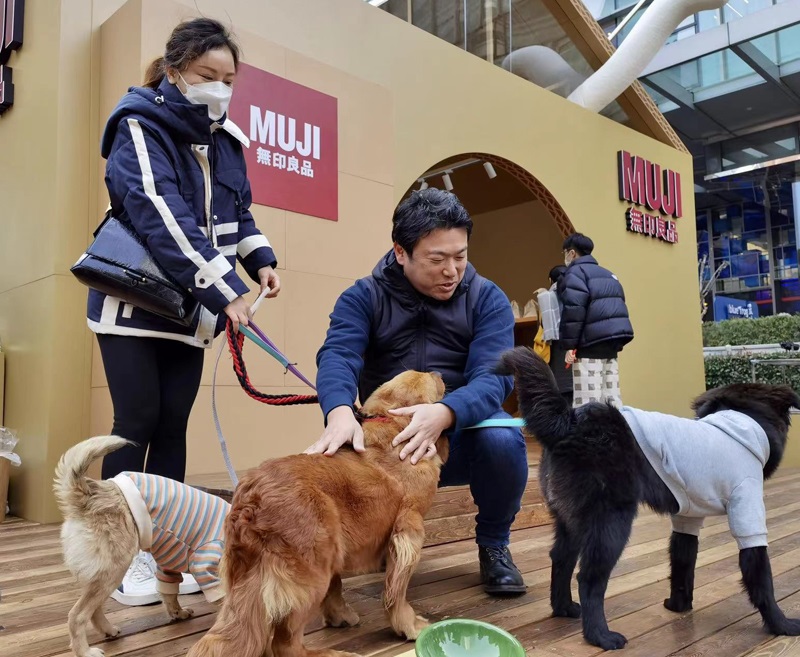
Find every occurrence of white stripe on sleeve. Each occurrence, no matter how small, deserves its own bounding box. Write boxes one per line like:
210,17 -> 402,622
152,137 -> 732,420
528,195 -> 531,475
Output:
237,234 -> 271,259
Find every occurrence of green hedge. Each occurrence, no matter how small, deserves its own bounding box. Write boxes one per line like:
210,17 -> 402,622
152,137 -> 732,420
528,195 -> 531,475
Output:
702,314 -> 800,347
705,352 -> 800,393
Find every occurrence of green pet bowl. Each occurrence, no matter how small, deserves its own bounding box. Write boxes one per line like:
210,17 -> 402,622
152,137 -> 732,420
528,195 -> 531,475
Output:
415,619 -> 525,657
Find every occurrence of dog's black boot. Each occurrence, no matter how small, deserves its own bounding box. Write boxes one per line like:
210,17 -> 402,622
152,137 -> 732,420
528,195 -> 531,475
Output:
479,546 -> 527,596
664,594 -> 692,613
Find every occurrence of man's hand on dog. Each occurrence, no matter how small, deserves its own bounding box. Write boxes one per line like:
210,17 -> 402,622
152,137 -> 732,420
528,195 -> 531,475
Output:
305,406 -> 366,456
390,403 -> 453,465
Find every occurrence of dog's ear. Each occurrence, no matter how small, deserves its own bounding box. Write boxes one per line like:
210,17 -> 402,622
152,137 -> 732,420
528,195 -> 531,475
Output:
769,385 -> 800,418
780,385 -> 800,411
436,435 -> 450,464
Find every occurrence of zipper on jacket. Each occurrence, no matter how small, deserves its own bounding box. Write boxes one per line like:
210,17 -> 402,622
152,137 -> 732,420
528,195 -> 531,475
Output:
190,139 -> 221,345
416,303 -> 427,372
210,134 -> 218,240
192,143 -> 215,246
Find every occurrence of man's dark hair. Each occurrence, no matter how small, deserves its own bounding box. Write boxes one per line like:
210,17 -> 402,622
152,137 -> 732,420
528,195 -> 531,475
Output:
392,189 -> 473,256
548,265 -> 567,285
562,233 -> 594,256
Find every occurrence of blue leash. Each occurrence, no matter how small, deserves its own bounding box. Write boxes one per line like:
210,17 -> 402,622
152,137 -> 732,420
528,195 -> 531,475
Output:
465,418 -> 526,430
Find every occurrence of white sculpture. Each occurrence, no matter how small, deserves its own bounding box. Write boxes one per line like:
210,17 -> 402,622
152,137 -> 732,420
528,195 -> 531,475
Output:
501,45 -> 585,98
503,0 -> 727,114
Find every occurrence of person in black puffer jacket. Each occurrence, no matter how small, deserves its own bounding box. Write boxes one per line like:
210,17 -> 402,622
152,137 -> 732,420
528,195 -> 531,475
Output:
558,233 -> 633,408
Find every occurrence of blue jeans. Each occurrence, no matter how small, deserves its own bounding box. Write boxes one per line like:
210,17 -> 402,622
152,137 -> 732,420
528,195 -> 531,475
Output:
439,410 -> 528,548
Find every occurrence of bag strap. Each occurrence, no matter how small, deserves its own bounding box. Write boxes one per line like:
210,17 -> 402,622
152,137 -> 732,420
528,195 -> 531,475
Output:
92,205 -> 115,238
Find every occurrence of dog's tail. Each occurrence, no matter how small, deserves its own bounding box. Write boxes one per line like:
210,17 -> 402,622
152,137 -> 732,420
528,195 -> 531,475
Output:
187,559 -> 271,657
496,346 -> 572,448
53,435 -> 131,517
188,494 -> 313,657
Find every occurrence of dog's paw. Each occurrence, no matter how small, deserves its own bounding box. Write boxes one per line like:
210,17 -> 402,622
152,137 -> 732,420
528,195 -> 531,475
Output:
553,602 -> 581,619
393,614 -> 430,641
402,615 -> 430,641
85,648 -> 106,657
105,625 -> 121,638
168,607 -> 194,621
664,596 -> 692,613
772,618 -> 800,636
325,608 -> 360,628
586,630 -> 628,650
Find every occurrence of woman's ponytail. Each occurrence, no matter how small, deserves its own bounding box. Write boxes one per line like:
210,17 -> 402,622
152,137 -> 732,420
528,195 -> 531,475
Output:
143,57 -> 167,89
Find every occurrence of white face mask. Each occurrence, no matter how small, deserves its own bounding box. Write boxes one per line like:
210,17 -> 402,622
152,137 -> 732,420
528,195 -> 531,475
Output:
178,73 -> 232,121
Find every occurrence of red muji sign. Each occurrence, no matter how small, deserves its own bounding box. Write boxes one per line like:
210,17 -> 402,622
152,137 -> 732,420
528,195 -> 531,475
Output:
0,0 -> 25,115
228,63 -> 339,221
618,150 -> 682,245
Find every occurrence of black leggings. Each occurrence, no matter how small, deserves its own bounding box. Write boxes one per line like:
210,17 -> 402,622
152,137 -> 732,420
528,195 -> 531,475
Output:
97,334 -> 204,482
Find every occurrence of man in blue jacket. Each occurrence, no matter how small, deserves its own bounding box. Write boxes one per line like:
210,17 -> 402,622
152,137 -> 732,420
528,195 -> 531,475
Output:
559,233 -> 634,408
306,189 -> 528,596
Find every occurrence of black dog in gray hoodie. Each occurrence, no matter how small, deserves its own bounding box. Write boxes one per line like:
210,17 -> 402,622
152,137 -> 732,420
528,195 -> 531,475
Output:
497,346 -> 800,650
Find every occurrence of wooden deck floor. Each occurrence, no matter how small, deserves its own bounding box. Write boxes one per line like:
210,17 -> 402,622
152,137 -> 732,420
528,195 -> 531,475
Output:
3,469 -> 800,657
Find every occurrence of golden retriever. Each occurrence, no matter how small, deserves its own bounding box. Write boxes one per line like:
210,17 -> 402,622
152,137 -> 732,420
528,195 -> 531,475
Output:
188,369 -> 448,657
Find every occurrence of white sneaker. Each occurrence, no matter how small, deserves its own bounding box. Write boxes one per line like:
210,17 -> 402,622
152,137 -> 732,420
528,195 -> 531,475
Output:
179,571 -> 200,595
111,551 -> 159,606
111,552 -> 201,605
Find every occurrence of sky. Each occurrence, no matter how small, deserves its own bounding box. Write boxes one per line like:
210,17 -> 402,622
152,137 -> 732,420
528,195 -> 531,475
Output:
581,0 -> 609,19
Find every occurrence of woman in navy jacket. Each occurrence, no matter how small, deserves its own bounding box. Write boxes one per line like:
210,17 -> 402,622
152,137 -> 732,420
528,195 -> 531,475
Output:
87,19 -> 279,605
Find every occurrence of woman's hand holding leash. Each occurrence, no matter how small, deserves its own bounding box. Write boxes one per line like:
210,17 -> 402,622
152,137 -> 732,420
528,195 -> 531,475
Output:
258,266 -> 281,299
230,266 -> 280,331
224,296 -> 252,333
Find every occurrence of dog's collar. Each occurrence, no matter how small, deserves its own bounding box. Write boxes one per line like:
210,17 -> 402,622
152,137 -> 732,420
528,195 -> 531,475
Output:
357,414 -> 393,424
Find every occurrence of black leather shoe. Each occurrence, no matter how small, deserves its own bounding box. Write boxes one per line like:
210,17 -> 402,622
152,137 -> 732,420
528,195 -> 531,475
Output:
479,546 -> 527,596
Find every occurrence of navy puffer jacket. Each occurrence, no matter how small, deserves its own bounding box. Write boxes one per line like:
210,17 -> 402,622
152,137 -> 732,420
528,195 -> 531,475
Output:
86,78 -> 277,348
557,255 -> 634,352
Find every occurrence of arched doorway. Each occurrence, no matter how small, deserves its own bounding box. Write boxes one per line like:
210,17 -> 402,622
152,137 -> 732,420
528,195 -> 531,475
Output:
402,153 -> 575,311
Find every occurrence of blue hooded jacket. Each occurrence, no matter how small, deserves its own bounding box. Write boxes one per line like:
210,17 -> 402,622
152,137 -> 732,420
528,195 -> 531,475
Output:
316,251 -> 515,430
85,77 -> 277,347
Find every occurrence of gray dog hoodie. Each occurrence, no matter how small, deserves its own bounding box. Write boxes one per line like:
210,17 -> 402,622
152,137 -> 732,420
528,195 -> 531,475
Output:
620,407 -> 770,549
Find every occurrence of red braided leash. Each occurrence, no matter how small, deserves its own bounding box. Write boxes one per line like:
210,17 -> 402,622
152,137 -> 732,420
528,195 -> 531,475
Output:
226,322 -> 318,406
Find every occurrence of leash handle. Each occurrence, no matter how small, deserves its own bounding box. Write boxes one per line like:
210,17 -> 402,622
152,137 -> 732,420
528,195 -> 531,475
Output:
251,286 -> 271,315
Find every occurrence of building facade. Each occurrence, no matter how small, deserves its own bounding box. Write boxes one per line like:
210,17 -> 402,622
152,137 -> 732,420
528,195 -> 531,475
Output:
1,0 -> 703,522
591,0 -> 800,319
